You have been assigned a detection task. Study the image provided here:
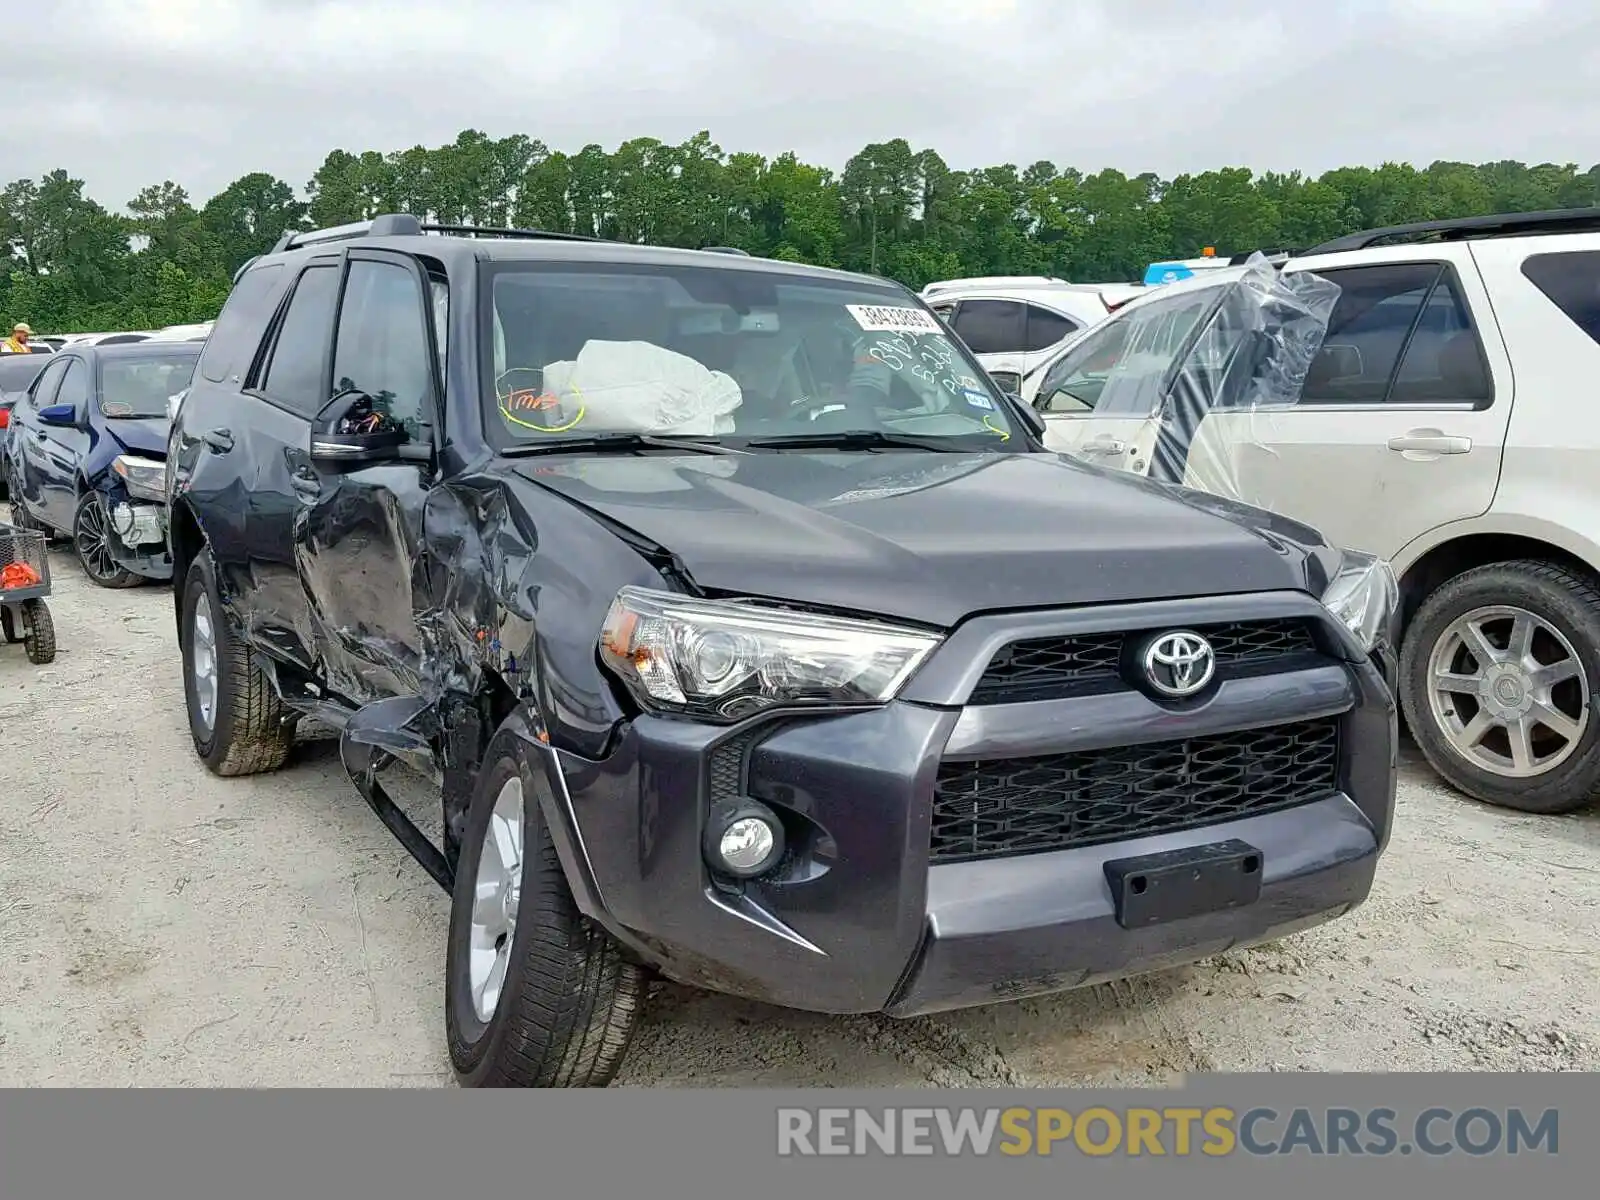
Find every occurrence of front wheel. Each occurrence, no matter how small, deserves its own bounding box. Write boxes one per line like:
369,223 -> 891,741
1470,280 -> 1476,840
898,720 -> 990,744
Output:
445,726 -> 647,1087
1400,560 -> 1600,814
74,491 -> 142,588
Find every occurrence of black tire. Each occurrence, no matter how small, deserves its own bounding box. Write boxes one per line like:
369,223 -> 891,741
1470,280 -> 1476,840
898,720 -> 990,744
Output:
179,550 -> 292,776
1400,559 -> 1600,815
20,599 -> 55,664
445,726 -> 647,1087
6,466 -> 44,534
73,491 -> 142,588
1,606 -> 17,643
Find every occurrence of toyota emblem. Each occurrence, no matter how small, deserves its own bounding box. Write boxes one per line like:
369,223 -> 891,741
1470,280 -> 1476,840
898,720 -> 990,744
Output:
1142,630 -> 1216,698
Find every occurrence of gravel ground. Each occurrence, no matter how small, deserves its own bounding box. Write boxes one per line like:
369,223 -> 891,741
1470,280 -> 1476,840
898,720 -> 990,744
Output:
2,522 -> 1597,1086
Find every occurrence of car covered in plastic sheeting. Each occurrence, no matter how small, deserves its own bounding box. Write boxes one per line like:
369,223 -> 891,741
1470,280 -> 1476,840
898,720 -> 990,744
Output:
5,341 -> 199,587
166,214 -> 1397,1088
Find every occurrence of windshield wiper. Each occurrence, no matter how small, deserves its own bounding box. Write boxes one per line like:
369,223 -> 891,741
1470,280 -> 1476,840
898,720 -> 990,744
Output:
499,433 -> 745,457
739,430 -> 982,452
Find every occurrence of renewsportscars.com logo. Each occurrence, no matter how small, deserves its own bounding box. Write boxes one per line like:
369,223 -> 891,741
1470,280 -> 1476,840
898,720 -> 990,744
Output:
777,1106 -> 1560,1158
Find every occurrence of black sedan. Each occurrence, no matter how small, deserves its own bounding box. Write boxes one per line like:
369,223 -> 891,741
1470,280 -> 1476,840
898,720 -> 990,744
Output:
5,341 -> 200,587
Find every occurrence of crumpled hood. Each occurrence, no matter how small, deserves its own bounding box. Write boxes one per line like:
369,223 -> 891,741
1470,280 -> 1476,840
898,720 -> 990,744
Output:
106,417 -> 169,458
514,451 -> 1340,628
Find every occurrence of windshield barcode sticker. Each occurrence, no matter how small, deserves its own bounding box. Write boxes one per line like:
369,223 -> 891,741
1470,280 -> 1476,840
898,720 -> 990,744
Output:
846,305 -> 943,334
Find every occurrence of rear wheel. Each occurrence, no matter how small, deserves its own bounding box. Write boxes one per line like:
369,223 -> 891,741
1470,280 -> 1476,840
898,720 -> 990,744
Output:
73,491 -> 141,588
445,726 -> 647,1087
1400,559 -> 1600,814
6,466 -> 44,534
180,550 -> 292,776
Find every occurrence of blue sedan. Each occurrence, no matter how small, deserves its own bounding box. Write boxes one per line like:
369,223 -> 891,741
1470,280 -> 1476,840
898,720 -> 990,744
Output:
5,342 -> 200,587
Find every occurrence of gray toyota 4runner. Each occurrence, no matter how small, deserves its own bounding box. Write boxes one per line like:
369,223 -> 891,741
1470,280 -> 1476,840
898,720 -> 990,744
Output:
166,214 -> 1399,1086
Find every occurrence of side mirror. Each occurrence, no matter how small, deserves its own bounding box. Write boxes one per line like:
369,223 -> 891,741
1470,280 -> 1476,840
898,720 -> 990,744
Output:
308,388 -> 420,465
1002,390 -> 1047,439
36,403 -> 78,427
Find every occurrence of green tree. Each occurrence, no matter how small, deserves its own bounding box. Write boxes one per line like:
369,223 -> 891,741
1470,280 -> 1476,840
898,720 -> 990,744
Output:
3,132 -> 1598,334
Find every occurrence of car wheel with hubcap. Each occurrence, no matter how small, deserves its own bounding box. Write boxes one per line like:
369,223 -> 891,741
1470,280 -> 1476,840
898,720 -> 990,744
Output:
1400,559 -> 1600,814
73,491 -> 141,588
179,550 -> 293,776
445,724 -> 647,1087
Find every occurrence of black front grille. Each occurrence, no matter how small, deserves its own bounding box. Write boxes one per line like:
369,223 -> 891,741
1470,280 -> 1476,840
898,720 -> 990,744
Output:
930,719 -> 1339,864
969,618 -> 1319,704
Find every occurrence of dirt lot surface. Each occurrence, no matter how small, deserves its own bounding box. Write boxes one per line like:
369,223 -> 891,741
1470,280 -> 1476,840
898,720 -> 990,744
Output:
3,524 -> 1597,1086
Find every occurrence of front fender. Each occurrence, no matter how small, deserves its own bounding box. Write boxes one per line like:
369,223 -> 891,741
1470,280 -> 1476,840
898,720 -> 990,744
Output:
496,704 -> 613,930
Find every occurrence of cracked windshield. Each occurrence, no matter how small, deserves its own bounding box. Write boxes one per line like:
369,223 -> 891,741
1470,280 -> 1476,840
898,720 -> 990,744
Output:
485,266 -> 1020,446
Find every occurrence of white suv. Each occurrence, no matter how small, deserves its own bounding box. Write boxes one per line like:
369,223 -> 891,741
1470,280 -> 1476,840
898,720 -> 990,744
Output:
919,277 -> 1132,393
1024,208 -> 1600,815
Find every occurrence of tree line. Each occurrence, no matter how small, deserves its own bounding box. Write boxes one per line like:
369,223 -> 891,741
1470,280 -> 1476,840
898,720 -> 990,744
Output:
4,128 -> 1599,334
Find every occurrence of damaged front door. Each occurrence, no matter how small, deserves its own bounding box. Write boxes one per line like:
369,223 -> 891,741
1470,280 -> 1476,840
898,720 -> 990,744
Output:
296,249 -> 444,708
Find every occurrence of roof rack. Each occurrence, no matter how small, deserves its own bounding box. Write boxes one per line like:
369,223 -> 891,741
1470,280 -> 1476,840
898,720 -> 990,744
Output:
271,213 -> 603,253
1306,207 -> 1600,255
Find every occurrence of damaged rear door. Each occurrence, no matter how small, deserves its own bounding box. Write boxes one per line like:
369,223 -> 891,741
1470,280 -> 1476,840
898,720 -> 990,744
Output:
295,248 -> 445,708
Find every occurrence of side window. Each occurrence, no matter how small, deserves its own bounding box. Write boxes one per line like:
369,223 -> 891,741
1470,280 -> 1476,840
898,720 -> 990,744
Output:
54,359 -> 90,414
1035,288 -> 1215,415
1301,263 -> 1442,404
1387,273 -> 1492,404
1021,305 -> 1076,353
428,273 -> 449,383
258,264 -> 341,417
332,259 -> 436,439
199,263 -> 286,385
27,358 -> 68,406
951,299 -> 1026,355
1522,250 -> 1600,348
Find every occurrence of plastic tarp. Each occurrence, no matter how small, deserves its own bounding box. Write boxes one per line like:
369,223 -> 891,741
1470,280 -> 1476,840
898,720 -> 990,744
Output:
1048,253 -> 1341,504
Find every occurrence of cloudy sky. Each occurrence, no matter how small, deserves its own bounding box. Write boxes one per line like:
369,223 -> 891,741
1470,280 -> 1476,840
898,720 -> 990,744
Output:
7,0 -> 1599,210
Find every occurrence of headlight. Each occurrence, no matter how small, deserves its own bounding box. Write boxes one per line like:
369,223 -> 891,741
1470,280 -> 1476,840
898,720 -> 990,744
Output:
1320,549 -> 1398,652
111,454 -> 167,502
598,585 -> 942,722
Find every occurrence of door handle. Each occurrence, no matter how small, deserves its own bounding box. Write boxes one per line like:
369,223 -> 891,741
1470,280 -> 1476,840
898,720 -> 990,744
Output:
202,429 -> 233,453
1387,430 -> 1471,455
1080,436 -> 1128,455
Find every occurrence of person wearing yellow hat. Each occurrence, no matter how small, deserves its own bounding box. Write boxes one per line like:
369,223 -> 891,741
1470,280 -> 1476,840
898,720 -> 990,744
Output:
2,322 -> 34,353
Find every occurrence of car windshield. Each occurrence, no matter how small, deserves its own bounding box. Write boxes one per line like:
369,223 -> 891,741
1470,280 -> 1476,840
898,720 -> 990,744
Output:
99,350 -> 200,419
480,262 -> 1022,450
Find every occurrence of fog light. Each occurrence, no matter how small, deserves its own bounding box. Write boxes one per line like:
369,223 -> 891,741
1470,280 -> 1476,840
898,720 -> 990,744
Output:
704,800 -> 785,879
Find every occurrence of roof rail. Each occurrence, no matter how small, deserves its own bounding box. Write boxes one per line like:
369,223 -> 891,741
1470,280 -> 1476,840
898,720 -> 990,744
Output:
420,222 -> 604,243
270,213 -> 602,254
700,246 -> 750,256
1306,207 -> 1600,255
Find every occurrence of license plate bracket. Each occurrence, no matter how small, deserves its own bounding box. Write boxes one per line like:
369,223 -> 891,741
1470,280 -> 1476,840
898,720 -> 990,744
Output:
1103,839 -> 1263,930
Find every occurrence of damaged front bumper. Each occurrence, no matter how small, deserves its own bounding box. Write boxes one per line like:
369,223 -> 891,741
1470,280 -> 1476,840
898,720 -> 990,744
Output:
529,591 -> 1398,1017
106,497 -> 174,580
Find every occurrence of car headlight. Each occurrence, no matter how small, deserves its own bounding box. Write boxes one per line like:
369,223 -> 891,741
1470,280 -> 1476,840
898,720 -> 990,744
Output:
1320,549 -> 1399,652
111,454 -> 167,502
598,585 -> 942,722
